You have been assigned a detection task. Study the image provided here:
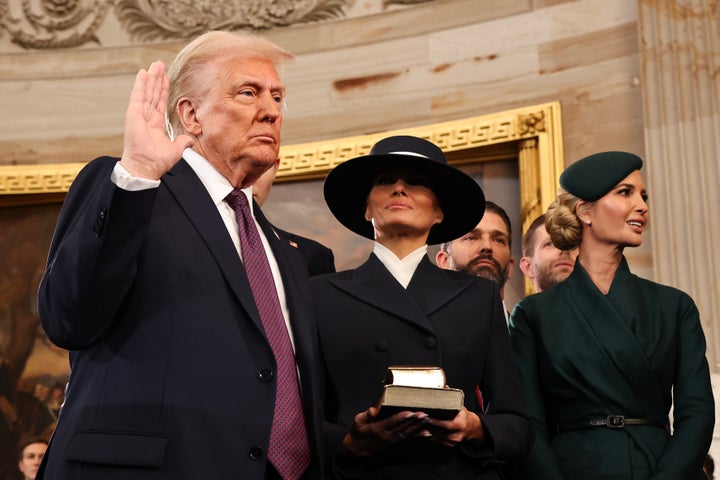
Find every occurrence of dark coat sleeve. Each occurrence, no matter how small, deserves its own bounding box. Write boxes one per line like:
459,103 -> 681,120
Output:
649,292 -> 714,480
38,156 -> 157,349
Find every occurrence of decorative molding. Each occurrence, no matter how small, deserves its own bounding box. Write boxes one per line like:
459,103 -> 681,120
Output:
114,0 -> 353,42
0,163 -> 84,194
0,0 -> 438,48
0,0 -> 112,49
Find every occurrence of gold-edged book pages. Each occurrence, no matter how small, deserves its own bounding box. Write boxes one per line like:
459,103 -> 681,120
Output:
375,366 -> 464,420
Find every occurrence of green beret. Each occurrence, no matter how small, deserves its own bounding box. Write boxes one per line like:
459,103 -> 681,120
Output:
560,151 -> 643,201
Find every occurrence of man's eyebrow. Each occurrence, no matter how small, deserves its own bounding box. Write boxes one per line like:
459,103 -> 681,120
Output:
232,78 -> 286,93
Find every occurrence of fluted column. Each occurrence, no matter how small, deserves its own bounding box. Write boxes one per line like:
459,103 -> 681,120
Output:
637,0 -> 720,373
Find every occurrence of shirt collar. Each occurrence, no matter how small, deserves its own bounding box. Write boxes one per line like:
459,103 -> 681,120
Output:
183,147 -> 254,213
373,242 -> 428,289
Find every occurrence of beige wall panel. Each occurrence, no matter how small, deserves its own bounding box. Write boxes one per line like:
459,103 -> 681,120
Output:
433,0 -> 636,56
281,44 -> 539,143
0,135 -> 123,166
0,75 -> 132,154
0,45 -> 180,81
281,0 -> 639,144
422,56 -> 642,132
558,73 -> 645,155
533,0 -> 577,7
265,0 -> 533,55
539,22 -> 639,73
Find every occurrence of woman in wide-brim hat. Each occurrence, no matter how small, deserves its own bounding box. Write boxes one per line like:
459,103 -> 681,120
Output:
509,151 -> 714,479
312,135 -> 532,479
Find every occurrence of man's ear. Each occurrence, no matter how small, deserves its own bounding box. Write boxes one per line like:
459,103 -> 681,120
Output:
176,97 -> 202,136
519,256 -> 534,278
436,250 -> 451,269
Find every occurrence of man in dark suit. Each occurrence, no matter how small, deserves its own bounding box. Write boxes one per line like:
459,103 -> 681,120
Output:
253,159 -> 335,276
37,31 -> 322,480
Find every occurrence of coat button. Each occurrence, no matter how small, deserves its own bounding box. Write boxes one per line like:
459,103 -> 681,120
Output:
375,338 -> 390,352
248,446 -> 264,460
258,369 -> 274,382
423,336 -> 437,349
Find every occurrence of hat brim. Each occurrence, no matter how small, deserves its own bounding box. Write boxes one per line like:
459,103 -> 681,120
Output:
324,153 -> 485,245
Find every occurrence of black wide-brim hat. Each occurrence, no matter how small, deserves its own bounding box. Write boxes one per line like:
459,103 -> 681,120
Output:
323,135 -> 486,245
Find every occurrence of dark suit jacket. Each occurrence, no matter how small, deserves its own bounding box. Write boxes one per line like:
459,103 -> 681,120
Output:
510,258 -> 714,480
312,254 -> 532,479
274,227 -> 335,276
37,156 -> 324,479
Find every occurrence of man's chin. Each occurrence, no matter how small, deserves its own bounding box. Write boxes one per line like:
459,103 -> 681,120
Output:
466,266 -> 498,281
538,272 -> 567,291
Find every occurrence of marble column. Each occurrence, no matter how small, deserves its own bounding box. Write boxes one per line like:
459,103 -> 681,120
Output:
638,0 -> 720,456
637,0 -> 720,372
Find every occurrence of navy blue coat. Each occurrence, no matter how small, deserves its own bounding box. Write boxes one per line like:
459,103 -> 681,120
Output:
37,156 -> 324,479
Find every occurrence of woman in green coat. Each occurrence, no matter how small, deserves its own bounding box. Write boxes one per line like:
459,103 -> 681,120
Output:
509,151 -> 714,480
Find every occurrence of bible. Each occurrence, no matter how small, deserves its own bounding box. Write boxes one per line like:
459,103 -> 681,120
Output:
375,366 -> 464,420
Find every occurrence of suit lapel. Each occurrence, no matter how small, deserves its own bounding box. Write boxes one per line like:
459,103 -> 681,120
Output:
407,257 -> 476,316
329,254 -> 436,333
162,160 -> 263,330
329,254 -> 476,334
253,203 -> 308,318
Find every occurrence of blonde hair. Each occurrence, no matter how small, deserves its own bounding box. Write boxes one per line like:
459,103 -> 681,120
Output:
166,30 -> 293,134
545,190 -> 585,251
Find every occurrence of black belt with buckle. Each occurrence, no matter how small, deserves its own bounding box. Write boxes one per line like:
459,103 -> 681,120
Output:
556,415 -> 667,434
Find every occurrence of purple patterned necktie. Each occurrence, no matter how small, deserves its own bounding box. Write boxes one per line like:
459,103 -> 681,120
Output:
226,189 -> 310,480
